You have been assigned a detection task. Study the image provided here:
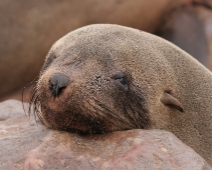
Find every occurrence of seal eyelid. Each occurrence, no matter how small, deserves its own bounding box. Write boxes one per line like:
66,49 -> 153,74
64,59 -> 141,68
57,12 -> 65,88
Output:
115,77 -> 127,86
112,73 -> 129,91
49,53 -> 57,60
45,53 -> 57,65
112,72 -> 125,79
112,73 -> 127,84
40,53 -> 59,73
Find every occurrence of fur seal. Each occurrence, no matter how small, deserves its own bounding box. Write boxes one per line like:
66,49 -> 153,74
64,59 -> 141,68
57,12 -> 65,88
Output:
30,24 -> 212,165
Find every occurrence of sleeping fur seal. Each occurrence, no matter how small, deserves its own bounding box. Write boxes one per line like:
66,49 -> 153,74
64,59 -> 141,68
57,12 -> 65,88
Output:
30,24 -> 212,165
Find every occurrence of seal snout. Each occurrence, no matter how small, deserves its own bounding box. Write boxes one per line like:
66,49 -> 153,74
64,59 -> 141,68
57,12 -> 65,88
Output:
50,73 -> 69,98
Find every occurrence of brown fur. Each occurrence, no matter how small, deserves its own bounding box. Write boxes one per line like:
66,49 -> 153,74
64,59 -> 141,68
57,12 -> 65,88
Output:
32,24 -> 212,165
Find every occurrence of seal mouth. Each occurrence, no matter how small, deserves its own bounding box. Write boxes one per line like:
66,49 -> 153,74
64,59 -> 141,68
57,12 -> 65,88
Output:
33,100 -> 140,135
41,106 -> 108,135
28,84 -> 43,121
28,86 -> 113,135
29,83 -> 150,135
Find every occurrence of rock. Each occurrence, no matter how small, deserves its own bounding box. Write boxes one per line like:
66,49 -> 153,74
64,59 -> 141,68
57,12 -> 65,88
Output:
24,130 -> 212,170
0,100 -> 50,169
0,100 -> 211,170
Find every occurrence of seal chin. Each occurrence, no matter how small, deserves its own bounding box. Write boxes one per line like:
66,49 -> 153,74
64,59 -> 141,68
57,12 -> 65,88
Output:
40,106 -> 130,135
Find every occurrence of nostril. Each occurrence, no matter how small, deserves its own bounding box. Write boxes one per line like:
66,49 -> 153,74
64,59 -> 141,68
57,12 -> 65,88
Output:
50,73 -> 69,97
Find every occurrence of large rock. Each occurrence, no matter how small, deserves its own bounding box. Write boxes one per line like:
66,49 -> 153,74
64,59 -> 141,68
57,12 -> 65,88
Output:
0,100 -> 50,169
0,100 -> 211,170
24,130 -> 212,170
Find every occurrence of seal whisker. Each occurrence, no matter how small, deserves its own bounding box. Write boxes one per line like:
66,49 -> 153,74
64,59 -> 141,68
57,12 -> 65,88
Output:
22,77 -> 38,117
35,101 -> 43,122
33,96 -> 42,121
28,85 -> 43,124
131,97 -> 150,128
64,111 -> 77,128
100,105 -> 135,128
91,98 -> 135,128
125,88 -> 150,128
85,101 -> 124,130
28,87 -> 37,114
123,104 -> 140,128
83,109 -> 107,134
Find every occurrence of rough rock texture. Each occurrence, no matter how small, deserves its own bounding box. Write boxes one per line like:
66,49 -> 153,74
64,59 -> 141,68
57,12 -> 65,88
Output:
24,130 -> 212,170
0,0 -> 199,98
0,100 -> 211,170
0,100 -> 50,169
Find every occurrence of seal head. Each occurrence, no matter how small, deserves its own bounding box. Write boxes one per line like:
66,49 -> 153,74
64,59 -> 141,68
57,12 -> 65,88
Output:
30,24 -> 212,165
32,25 -> 155,134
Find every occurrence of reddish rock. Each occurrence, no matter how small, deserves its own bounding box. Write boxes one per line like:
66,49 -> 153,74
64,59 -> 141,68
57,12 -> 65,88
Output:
0,100 -> 50,169
0,100 -> 211,169
24,130 -> 212,170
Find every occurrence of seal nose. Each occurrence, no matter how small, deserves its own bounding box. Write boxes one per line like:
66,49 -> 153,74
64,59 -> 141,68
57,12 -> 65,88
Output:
50,73 -> 69,97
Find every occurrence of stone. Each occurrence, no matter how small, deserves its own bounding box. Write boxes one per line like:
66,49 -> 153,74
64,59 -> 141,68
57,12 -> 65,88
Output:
0,100 -> 211,170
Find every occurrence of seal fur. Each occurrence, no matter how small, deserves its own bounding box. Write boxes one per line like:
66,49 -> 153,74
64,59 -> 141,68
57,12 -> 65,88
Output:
30,24 -> 212,165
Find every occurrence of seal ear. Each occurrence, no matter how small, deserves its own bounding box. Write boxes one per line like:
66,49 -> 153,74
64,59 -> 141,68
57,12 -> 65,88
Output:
160,92 -> 184,112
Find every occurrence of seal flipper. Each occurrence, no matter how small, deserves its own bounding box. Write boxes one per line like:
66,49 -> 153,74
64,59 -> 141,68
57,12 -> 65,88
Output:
160,92 -> 184,112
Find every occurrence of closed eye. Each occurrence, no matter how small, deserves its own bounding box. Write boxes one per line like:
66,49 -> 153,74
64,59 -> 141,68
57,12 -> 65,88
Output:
41,53 -> 57,72
116,77 -> 126,85
112,73 -> 129,91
